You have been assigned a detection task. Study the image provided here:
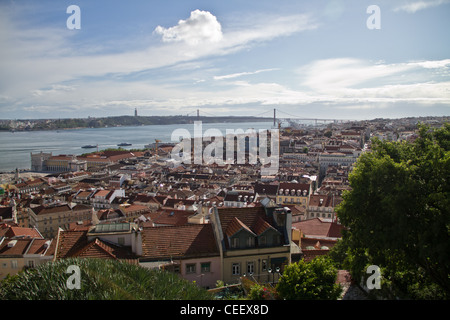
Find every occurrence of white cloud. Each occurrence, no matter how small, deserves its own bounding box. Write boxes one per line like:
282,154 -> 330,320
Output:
299,58 -> 450,91
154,10 -> 223,45
32,85 -> 77,97
213,68 -> 279,80
407,59 -> 450,69
0,9 -> 314,102
393,0 -> 450,13
294,58 -> 450,107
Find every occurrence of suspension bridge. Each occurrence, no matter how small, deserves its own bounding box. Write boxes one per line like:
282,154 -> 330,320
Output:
184,108 -> 357,127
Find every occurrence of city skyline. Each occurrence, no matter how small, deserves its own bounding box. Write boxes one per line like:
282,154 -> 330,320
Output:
0,0 -> 449,120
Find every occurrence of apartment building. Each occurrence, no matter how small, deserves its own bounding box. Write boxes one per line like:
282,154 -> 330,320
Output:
91,189 -> 125,209
307,194 -> 337,221
0,237 -> 54,279
28,203 -> 93,238
276,181 -> 312,208
210,205 -> 292,285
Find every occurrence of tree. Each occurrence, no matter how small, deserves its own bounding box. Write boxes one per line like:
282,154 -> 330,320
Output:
276,257 -> 342,300
336,123 -> 450,299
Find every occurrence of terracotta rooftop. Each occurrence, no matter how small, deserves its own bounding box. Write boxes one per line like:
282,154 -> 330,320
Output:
55,229 -> 137,260
292,218 -> 344,238
216,206 -> 273,237
309,194 -> 334,207
225,217 -> 256,237
75,191 -> 92,198
0,223 -> 43,239
149,209 -> 193,227
31,204 -> 72,216
0,238 -> 31,256
26,238 -> 55,256
140,224 -> 219,260
94,190 -> 110,197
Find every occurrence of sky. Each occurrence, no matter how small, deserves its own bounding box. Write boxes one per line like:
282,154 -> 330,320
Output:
0,0 -> 449,120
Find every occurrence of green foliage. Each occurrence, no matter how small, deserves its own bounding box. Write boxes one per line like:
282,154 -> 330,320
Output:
276,257 -> 342,300
336,123 -> 450,299
0,258 -> 212,300
248,283 -> 270,300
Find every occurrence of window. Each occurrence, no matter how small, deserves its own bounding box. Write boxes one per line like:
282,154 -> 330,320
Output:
247,236 -> 255,247
28,260 -> 35,268
232,263 -> 240,275
262,259 -> 268,272
247,261 -> 255,274
11,260 -> 18,269
186,264 -> 196,274
201,262 -> 211,273
232,237 -> 239,249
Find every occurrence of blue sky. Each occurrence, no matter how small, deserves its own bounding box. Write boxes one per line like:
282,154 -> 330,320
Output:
0,0 -> 449,120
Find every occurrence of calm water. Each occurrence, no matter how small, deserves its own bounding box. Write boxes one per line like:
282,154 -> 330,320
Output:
0,121 -> 273,172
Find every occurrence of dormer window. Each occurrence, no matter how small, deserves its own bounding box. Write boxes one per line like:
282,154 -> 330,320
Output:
259,235 -> 266,247
232,237 -> 239,248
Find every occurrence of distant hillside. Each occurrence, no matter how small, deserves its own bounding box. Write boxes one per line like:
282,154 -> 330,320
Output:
0,115 -> 272,131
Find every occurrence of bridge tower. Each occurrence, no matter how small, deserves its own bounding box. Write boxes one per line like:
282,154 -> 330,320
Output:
273,108 -> 276,127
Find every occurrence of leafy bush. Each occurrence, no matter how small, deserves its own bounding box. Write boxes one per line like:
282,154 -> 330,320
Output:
276,257 -> 342,300
0,258 -> 212,300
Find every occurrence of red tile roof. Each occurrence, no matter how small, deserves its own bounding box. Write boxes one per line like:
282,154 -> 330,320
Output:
252,216 -> 278,236
225,217 -> 256,237
72,238 -> 120,259
55,229 -> 137,260
0,223 -> 43,239
0,238 -> 31,256
216,206 -> 282,248
31,204 -> 71,216
55,230 -> 87,259
216,206 -> 273,236
292,218 -> 344,238
140,224 -> 219,260
150,209 -> 192,226
26,239 -> 54,255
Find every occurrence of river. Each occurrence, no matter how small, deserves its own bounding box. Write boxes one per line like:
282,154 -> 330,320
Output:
0,121 -> 274,172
